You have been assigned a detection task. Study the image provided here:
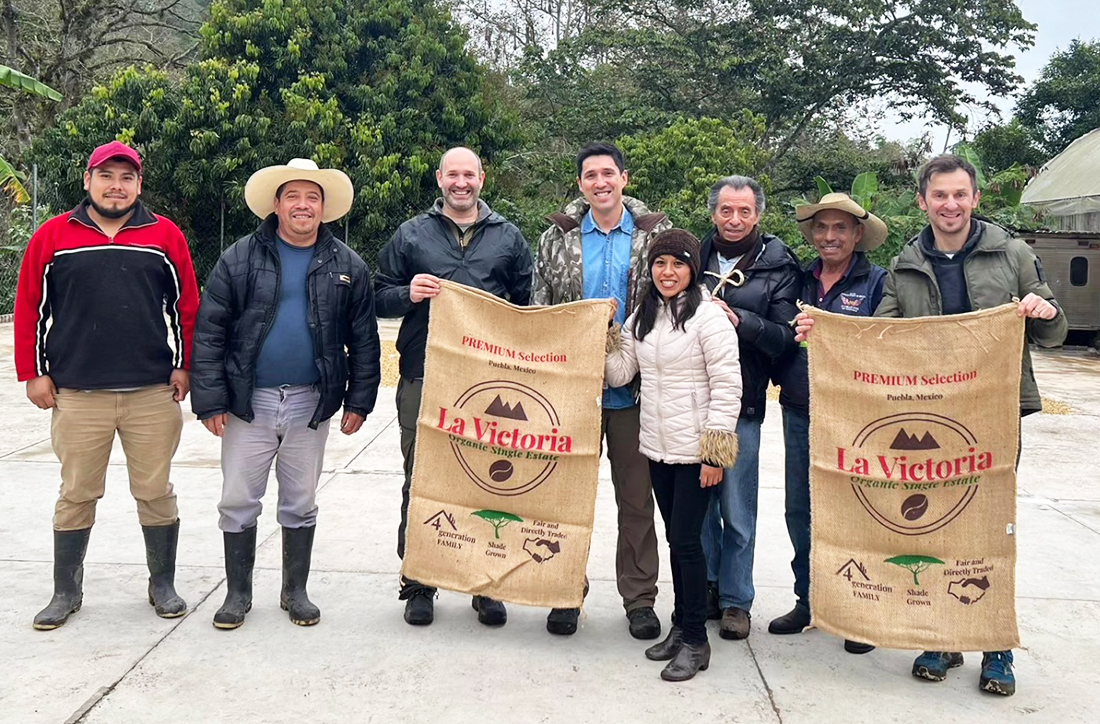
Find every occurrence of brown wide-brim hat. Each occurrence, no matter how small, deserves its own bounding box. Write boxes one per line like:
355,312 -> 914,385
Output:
244,158 -> 354,223
795,192 -> 888,252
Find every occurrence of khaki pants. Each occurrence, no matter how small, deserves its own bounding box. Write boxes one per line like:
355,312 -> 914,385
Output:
603,406 -> 659,612
51,385 -> 182,530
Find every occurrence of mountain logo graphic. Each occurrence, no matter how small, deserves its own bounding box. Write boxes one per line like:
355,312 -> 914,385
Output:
484,394 -> 528,421
846,413 -> 981,536
889,428 -> 940,450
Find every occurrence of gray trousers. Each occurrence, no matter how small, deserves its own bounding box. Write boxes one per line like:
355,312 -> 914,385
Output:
218,385 -> 330,533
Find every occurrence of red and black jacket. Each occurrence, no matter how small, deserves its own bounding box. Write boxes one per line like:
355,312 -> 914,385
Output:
14,200 -> 200,389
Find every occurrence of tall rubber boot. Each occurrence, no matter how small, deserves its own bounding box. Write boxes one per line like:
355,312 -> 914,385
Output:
142,520 -> 187,618
33,528 -> 92,630
280,526 -> 320,626
213,526 -> 256,630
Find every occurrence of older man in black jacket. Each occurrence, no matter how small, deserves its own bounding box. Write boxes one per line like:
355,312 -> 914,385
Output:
191,159 -> 380,630
375,146 -> 533,629
699,175 -> 801,641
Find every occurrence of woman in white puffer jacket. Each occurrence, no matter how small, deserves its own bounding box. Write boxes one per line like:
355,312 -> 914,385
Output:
605,229 -> 742,682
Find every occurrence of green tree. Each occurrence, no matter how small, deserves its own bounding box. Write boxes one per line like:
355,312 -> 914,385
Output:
29,0 -> 520,279
771,125 -> 927,197
1,0 -> 201,155
472,510 -> 523,539
884,555 -> 945,586
971,119 -> 1047,175
618,115 -> 775,237
1017,39 -> 1100,157
521,0 -> 1035,161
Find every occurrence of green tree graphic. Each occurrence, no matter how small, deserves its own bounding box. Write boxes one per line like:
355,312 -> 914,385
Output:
472,510 -> 523,540
884,555 -> 946,586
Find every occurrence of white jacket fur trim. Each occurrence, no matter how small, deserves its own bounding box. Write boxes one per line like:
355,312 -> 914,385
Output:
605,293 -> 742,465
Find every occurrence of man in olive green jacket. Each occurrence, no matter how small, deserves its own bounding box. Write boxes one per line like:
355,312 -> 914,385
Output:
875,201 -> 1066,415
797,154 -> 1066,698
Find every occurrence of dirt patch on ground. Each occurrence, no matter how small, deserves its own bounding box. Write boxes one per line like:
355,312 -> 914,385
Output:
1041,397 -> 1073,415
381,341 -> 400,387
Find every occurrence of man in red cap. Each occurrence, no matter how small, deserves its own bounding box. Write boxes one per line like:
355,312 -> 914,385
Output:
14,140 -> 200,630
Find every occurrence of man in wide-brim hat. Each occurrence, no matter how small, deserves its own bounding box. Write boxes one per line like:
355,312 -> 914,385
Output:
191,159 -> 380,630
768,191 -> 888,654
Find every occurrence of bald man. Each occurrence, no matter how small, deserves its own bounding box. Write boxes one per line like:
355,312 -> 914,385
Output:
375,147 -> 534,628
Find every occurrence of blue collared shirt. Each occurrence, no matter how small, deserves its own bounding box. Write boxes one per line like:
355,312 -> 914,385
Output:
581,206 -> 636,410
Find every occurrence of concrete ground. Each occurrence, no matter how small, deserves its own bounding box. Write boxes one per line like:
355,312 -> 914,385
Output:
1,326 -> 1098,724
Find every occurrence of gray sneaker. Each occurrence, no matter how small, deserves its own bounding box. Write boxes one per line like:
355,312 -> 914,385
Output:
719,607 -> 751,640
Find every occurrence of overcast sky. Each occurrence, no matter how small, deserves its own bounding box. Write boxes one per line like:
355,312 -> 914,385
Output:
880,0 -> 1095,148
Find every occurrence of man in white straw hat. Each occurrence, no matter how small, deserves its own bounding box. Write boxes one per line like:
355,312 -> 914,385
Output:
768,192 -> 888,655
191,159 -> 380,629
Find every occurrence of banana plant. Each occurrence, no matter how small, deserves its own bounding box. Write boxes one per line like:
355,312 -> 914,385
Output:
1,64 -> 63,203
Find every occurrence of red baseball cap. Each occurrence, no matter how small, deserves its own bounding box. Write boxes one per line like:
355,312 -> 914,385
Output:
86,141 -> 142,173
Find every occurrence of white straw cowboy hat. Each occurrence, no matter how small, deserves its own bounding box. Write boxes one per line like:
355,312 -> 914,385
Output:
244,158 -> 354,222
795,192 -> 888,252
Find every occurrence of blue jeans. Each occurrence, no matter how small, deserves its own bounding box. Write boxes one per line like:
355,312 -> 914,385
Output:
702,417 -> 762,611
782,407 -> 811,611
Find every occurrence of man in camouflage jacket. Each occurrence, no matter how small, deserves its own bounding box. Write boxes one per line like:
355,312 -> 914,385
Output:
533,142 -> 672,640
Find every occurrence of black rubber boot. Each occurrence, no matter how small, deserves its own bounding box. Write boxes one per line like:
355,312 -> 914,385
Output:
280,526 -> 320,626
33,528 -> 92,630
142,520 -> 187,618
213,526 -> 256,630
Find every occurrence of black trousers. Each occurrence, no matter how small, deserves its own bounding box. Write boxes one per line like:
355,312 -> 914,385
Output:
649,459 -> 713,645
396,377 -> 433,597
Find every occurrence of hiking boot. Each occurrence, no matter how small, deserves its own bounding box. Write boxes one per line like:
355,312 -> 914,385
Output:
213,526 -> 256,630
661,641 -> 711,682
280,526 -> 320,626
768,605 -> 811,635
627,606 -> 661,640
645,626 -> 683,661
844,640 -> 875,654
403,587 -> 435,626
471,596 -> 507,626
719,607 -> 751,640
547,607 -> 579,635
912,651 -> 964,681
142,520 -> 187,618
33,528 -> 91,630
706,581 -> 720,620
979,651 -> 1015,696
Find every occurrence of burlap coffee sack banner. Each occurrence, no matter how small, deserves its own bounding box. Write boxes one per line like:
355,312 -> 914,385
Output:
807,303 -> 1024,651
402,280 -> 610,608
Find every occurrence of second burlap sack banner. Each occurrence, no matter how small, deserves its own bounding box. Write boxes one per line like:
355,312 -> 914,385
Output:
808,303 -> 1024,651
402,281 -> 610,608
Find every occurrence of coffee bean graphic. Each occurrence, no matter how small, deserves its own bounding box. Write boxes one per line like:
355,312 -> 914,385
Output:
489,460 -> 514,482
901,494 -> 929,521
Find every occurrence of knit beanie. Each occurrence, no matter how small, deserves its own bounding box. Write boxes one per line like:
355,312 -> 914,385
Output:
647,228 -> 701,279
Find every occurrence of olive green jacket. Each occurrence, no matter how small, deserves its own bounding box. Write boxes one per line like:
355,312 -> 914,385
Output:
875,220 -> 1067,414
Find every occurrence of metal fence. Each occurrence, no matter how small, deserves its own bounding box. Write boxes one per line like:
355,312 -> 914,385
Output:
0,166 -> 379,315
